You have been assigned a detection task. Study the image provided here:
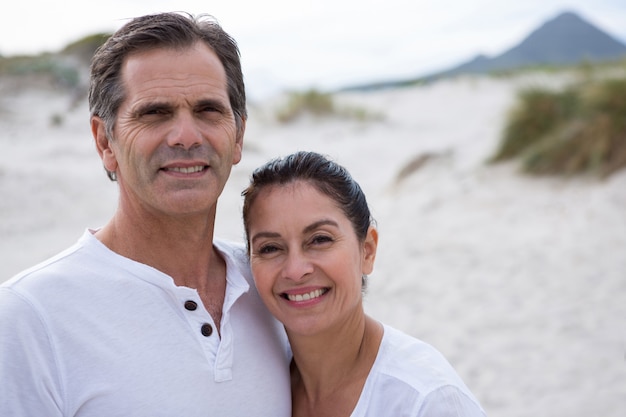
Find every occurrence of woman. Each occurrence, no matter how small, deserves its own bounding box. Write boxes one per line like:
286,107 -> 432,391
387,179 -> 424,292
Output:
242,151 -> 486,417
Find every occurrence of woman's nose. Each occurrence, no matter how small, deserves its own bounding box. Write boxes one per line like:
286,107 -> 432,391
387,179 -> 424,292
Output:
282,251 -> 314,282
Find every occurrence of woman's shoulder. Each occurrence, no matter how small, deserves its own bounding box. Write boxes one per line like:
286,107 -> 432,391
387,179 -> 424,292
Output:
357,324 -> 486,416
375,324 -> 471,395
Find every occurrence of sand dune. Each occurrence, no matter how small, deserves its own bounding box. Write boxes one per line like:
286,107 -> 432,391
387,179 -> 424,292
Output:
1,74 -> 625,416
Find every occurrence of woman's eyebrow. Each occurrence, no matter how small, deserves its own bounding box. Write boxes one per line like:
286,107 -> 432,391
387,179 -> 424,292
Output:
250,219 -> 339,245
303,219 -> 338,234
251,231 -> 281,245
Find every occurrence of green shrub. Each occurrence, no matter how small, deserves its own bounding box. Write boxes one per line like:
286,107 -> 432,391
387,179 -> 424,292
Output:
50,113 -> 64,126
61,33 -> 110,64
0,32 -> 110,88
490,87 -> 579,161
522,120 -> 605,175
0,55 -> 79,88
276,90 -> 336,123
275,89 -> 382,123
490,76 -> 626,178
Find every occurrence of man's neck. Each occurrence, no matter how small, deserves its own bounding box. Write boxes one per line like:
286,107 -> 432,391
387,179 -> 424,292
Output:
95,210 -> 218,287
96,209 -> 228,333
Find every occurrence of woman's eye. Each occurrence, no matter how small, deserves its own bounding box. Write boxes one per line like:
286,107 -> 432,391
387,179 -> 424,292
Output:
257,244 -> 279,255
311,235 -> 333,245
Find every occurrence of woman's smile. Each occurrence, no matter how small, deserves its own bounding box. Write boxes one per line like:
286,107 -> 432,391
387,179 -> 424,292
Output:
281,287 -> 330,303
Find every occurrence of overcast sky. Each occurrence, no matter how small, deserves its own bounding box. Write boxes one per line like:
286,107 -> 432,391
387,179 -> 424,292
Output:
2,0 -> 625,98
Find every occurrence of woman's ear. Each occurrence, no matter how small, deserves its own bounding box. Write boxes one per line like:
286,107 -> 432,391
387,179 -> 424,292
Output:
91,116 -> 118,175
361,226 -> 378,275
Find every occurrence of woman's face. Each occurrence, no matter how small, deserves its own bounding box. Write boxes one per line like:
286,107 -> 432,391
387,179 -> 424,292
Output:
247,180 -> 377,336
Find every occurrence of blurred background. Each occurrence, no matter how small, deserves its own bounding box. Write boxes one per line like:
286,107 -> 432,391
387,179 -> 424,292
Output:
1,2 -> 625,417
1,0 -> 626,98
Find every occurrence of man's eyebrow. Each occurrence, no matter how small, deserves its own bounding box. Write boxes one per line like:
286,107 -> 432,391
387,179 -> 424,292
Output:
195,98 -> 229,112
131,98 -> 230,115
132,101 -> 173,115
196,98 -> 227,107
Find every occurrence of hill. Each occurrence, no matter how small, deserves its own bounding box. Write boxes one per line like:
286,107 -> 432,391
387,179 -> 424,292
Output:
446,11 -> 626,75
344,10 -> 626,91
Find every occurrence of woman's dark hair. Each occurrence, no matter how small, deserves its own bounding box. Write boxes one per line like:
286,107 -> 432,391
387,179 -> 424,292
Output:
242,151 -> 373,244
89,12 -> 246,180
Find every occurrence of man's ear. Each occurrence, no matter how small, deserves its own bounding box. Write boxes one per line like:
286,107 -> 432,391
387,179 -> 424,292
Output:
361,226 -> 378,275
91,116 -> 118,175
232,117 -> 246,165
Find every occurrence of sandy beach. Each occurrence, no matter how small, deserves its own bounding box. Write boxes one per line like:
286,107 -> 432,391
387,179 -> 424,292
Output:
1,73 -> 625,416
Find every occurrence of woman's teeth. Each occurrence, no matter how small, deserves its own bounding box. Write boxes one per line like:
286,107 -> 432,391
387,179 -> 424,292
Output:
286,288 -> 326,302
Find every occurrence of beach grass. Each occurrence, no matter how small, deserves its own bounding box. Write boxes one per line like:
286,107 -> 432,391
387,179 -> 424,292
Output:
490,69 -> 626,178
275,89 -> 383,123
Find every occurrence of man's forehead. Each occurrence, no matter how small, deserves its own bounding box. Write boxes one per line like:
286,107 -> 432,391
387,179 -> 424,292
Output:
119,44 -> 229,104
121,43 -> 225,84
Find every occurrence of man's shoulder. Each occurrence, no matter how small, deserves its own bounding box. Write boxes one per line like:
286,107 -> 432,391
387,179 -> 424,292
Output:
3,238 -> 86,288
213,238 -> 252,282
213,239 -> 248,266
213,238 -> 246,254
1,229 -> 116,296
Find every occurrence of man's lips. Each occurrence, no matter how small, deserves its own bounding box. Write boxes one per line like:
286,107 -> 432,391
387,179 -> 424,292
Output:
282,288 -> 330,302
160,161 -> 209,174
162,165 -> 207,174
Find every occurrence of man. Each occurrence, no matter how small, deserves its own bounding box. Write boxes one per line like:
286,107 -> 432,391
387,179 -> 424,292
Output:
0,12 -> 291,416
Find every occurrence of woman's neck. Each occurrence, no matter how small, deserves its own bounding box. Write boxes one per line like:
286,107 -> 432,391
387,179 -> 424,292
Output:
288,314 -> 384,417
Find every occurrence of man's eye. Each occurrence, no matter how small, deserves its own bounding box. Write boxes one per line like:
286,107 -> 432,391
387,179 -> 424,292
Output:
198,104 -> 224,114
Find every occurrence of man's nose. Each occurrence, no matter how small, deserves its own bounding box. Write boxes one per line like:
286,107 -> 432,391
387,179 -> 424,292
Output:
166,112 -> 203,149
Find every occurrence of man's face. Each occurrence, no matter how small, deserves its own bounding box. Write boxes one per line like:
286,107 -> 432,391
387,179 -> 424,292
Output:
98,42 -> 243,218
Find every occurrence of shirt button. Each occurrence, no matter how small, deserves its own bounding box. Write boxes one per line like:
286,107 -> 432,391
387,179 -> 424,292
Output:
201,323 -> 213,337
184,300 -> 198,311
